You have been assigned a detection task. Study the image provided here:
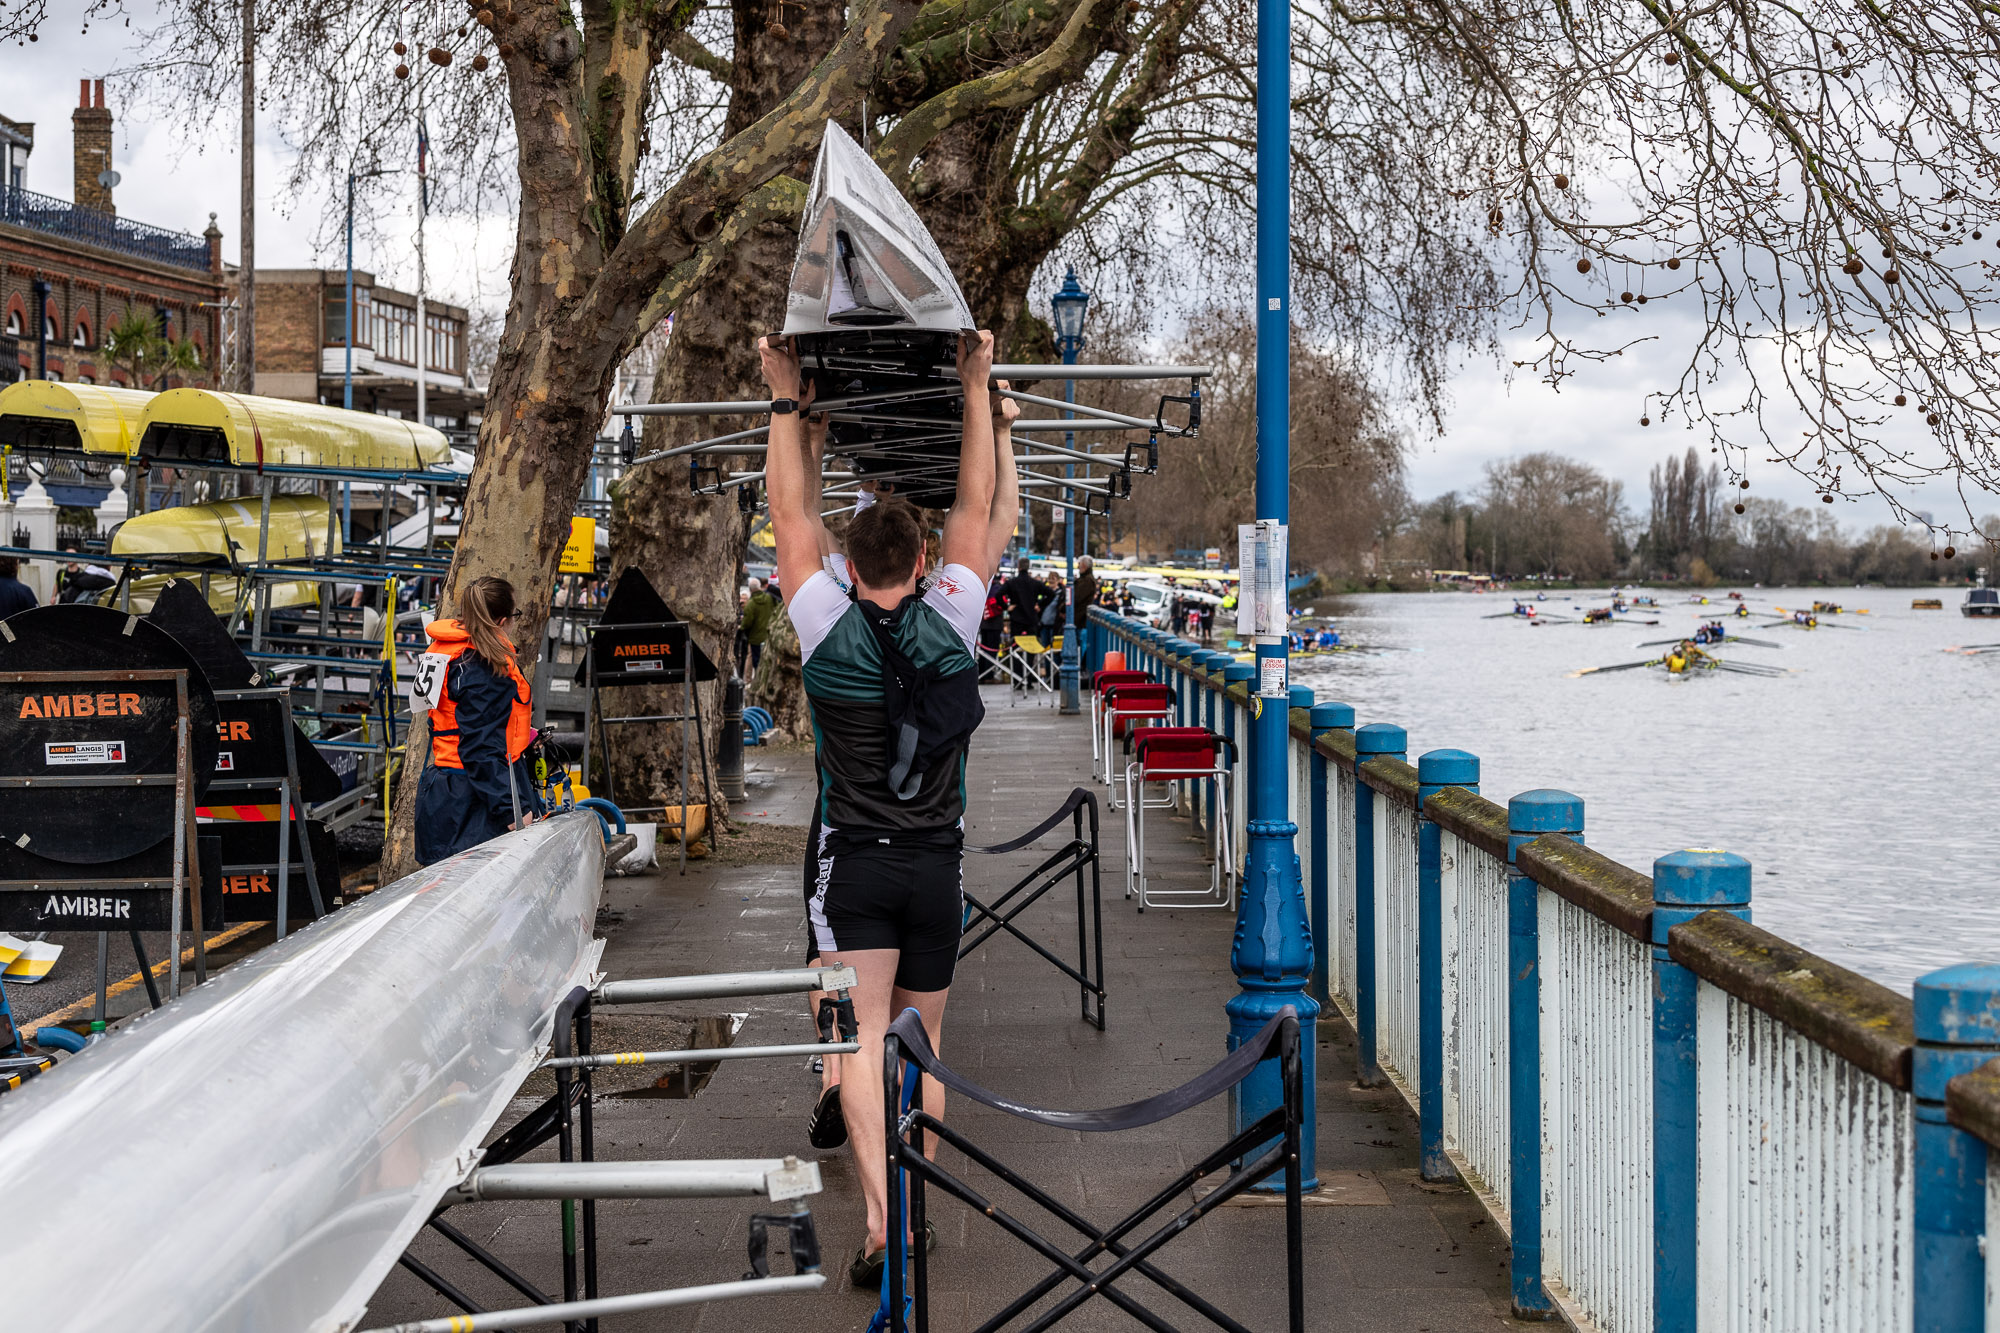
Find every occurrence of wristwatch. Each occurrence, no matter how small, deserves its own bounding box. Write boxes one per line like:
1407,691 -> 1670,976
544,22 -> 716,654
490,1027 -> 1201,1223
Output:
770,398 -> 798,415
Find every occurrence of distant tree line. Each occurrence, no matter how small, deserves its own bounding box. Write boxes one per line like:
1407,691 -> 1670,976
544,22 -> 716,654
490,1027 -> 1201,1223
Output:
1398,447 -> 1998,586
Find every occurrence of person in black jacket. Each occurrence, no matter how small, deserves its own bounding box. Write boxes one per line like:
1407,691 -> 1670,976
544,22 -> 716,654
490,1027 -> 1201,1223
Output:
0,557 -> 36,619
1004,565 -> 1052,638
414,576 -> 545,864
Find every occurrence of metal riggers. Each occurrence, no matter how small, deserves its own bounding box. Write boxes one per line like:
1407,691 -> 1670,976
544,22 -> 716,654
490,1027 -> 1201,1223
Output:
380,964 -> 860,1333
879,1006 -> 1305,1333
959,786 -> 1107,1031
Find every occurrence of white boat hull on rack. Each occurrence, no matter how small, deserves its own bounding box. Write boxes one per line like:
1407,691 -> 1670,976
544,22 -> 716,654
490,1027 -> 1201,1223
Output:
0,814 -> 605,1333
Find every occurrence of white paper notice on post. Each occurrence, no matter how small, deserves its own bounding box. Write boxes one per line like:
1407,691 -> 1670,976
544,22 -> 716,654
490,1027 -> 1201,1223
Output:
1235,520 -> 1291,639
1258,655 -> 1287,699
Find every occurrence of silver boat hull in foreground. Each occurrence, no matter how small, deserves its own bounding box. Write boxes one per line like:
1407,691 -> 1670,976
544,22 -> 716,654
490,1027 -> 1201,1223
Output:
0,814 -> 605,1333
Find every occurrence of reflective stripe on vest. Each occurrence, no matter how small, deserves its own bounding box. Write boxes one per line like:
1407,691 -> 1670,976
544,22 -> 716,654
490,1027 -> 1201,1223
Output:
427,639 -> 534,770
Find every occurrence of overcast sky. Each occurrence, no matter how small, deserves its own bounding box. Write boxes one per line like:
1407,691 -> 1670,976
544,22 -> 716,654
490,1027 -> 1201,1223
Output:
5,9 -> 1981,537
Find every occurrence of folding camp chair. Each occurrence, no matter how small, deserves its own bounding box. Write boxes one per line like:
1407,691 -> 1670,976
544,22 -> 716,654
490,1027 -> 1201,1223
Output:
1005,635 -> 1059,694
1098,682 -> 1175,797
1124,727 -> 1236,910
1089,669 -> 1151,767
879,1007 -> 1304,1333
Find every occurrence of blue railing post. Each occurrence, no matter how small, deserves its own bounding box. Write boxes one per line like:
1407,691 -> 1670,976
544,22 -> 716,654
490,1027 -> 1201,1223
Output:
1351,723 -> 1406,1088
1506,789 -> 1582,1320
1651,849 -> 1751,1330
1309,703 -> 1355,1007
1220,663 -> 1254,871
1416,749 -> 1478,1182
1912,964 -> 2000,1333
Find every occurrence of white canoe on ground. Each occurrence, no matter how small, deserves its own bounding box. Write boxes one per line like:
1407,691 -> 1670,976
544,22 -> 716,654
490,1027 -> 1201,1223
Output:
0,814 -> 604,1333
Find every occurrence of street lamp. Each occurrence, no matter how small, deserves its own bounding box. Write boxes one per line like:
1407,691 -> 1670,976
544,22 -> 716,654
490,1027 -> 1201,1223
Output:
1051,267 -> 1090,715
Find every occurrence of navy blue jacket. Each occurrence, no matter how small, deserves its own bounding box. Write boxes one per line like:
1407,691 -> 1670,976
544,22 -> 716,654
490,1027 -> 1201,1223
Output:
414,651 -> 544,865
0,576 -> 36,621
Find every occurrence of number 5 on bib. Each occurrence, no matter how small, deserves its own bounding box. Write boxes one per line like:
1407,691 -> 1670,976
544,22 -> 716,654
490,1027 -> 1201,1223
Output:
412,652 -> 451,710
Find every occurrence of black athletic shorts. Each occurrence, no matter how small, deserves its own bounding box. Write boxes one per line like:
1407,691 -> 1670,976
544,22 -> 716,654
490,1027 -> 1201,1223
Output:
807,825 -> 965,993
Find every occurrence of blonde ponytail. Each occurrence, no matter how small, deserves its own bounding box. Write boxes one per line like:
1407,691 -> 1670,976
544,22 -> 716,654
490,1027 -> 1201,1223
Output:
459,576 -> 518,673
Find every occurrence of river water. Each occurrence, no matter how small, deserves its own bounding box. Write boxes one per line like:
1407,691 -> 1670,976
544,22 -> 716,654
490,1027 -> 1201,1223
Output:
1288,587 -> 1997,994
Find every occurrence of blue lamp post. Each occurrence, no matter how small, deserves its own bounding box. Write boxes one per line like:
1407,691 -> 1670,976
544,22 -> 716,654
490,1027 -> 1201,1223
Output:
1052,267 -> 1090,715
1224,0 -> 1320,1190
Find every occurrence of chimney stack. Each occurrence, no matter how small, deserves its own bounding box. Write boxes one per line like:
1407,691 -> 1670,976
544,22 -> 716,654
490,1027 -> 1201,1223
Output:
72,78 -> 113,215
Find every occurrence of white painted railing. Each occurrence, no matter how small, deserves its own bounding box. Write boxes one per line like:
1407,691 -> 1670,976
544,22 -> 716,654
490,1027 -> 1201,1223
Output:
1540,891 -> 1653,1331
1694,983 -> 1912,1332
1441,829 -> 1511,1227
1377,797 -> 1421,1093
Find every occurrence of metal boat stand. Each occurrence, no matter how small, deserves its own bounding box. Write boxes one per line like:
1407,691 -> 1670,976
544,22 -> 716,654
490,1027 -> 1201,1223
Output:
378,965 -> 860,1333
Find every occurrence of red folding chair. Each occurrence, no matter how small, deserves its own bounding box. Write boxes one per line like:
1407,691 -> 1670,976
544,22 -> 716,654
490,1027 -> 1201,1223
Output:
1099,683 -> 1174,798
1090,669 -> 1151,769
1124,727 -> 1236,910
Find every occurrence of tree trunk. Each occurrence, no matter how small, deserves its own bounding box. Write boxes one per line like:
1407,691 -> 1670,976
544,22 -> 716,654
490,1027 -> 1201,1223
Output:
602,1 -> 843,811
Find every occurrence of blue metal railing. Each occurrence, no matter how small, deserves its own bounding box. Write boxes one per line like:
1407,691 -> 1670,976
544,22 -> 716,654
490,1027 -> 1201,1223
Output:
0,185 -> 210,272
1086,604 -> 2000,1333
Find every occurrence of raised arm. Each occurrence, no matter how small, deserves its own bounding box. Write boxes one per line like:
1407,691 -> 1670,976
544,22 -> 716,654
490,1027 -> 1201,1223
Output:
983,380 -> 1020,576
940,331 -> 997,579
801,410 -> 837,562
756,337 -> 821,609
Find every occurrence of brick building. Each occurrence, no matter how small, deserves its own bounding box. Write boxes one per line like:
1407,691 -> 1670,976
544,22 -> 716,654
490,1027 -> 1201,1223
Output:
253,269 -> 482,431
0,80 -> 226,388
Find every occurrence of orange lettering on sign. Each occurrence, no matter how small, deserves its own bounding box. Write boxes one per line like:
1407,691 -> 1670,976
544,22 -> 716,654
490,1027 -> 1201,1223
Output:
613,643 -> 671,658
18,697 -> 40,719
72,694 -> 95,718
120,693 -> 142,716
40,695 -> 69,718
96,693 -> 118,717
230,720 -> 252,741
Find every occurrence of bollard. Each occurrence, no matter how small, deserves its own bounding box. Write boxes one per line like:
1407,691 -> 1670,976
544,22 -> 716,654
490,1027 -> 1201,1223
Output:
1505,789 -> 1583,1319
717,675 -> 746,803
1651,848 -> 1750,1329
1308,703 -> 1356,1007
1912,964 -> 2000,1333
1416,749 -> 1478,1182
1351,722 -> 1406,1088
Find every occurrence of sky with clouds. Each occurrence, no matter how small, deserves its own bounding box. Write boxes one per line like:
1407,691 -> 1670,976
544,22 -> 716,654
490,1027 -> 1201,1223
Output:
4,7 -> 1983,538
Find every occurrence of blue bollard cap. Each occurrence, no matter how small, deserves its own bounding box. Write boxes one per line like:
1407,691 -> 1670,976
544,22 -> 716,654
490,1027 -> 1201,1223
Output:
1914,965 -> 2000,1046
1202,651 -> 1233,670
1222,663 -> 1255,682
1508,789 -> 1584,834
1354,722 -> 1407,757
1309,701 -> 1355,730
1288,685 -> 1314,710
1417,749 -> 1479,789
1652,849 -> 1752,908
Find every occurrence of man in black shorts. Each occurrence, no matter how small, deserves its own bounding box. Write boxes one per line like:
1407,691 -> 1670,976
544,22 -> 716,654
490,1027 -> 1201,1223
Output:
761,329 -> 1018,1284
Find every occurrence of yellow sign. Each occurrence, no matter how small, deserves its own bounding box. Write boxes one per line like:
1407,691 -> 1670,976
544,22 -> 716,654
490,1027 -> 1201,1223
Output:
560,517 -> 597,574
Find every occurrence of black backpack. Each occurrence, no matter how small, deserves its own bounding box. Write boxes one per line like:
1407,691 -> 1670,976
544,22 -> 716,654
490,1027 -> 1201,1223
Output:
859,596 -> 985,800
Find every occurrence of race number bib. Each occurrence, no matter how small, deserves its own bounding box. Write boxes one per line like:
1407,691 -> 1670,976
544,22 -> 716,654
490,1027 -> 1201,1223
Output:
411,652 -> 452,710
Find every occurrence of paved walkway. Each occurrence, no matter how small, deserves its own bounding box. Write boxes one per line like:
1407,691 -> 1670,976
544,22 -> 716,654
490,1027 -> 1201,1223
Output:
364,687 -> 1524,1331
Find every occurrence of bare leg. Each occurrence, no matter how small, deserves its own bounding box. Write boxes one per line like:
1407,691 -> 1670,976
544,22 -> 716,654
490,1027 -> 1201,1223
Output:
826,948 -> 901,1255
890,983 -> 950,1171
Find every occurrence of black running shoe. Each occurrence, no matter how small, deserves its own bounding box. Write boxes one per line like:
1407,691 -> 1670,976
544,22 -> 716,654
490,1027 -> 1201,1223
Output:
808,1082 -> 847,1150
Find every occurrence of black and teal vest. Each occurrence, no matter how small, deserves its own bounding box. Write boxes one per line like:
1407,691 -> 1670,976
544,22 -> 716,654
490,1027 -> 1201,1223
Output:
803,597 -> 979,834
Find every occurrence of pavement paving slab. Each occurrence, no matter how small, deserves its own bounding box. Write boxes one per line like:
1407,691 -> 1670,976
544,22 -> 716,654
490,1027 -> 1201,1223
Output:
359,686 -> 1528,1331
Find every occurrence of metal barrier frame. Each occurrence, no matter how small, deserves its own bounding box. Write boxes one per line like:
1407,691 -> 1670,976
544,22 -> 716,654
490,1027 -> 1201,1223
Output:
961,788 -> 1107,1031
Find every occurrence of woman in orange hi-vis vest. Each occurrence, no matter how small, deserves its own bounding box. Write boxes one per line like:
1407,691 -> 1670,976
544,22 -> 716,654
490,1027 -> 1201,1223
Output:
414,576 -> 543,864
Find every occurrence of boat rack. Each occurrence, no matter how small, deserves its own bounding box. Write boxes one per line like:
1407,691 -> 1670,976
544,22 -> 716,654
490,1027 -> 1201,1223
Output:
610,362 -> 1205,518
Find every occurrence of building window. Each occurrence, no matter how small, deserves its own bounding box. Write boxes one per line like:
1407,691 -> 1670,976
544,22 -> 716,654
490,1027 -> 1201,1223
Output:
323,288 -> 374,346
425,311 -> 461,374
79,374 -> 93,385
373,302 -> 415,365
4,311 -> 17,336
43,314 -> 56,342
73,319 -> 88,348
